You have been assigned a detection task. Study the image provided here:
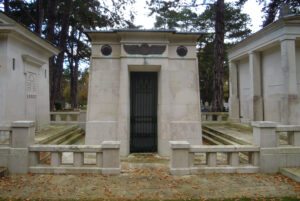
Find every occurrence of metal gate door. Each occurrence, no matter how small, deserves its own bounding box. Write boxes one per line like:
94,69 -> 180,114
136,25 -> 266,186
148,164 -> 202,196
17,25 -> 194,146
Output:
130,72 -> 158,152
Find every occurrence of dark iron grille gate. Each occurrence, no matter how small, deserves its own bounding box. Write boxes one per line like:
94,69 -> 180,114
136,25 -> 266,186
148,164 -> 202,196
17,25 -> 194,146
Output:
130,72 -> 158,152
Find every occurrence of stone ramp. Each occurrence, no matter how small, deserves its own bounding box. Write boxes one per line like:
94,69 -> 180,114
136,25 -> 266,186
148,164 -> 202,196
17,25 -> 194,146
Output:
281,168 -> 300,183
202,122 -> 253,145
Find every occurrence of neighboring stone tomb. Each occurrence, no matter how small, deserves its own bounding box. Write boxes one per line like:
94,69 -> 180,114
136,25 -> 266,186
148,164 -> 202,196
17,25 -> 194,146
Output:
0,13 -> 60,129
228,15 -> 300,124
85,29 -> 203,156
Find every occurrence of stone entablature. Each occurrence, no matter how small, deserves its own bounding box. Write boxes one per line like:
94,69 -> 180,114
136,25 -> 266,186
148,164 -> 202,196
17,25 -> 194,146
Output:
228,15 -> 300,124
0,13 -> 60,130
85,29 -> 203,156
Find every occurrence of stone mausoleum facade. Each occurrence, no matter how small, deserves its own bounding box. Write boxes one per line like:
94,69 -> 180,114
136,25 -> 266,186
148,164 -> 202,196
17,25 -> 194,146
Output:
85,29 -> 203,156
228,15 -> 300,125
0,13 -> 59,129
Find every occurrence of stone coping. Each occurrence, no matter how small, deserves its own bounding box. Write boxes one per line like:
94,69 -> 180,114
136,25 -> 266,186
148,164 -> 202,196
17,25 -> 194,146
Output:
29,145 -> 102,152
11,121 -> 35,128
276,125 -> 300,132
169,141 -> 190,149
252,121 -> 277,128
190,145 -> 259,152
101,141 -> 120,149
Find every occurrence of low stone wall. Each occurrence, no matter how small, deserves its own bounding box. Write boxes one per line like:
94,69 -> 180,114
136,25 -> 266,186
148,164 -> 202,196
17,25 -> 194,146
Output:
201,112 -> 229,122
0,126 -> 12,146
50,110 -> 86,130
0,121 -> 120,175
170,142 -> 259,175
29,142 -> 120,175
170,121 -> 300,175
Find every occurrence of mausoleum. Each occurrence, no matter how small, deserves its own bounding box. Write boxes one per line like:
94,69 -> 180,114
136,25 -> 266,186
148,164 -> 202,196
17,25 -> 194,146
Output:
228,15 -> 300,125
0,13 -> 60,129
85,29 -> 203,156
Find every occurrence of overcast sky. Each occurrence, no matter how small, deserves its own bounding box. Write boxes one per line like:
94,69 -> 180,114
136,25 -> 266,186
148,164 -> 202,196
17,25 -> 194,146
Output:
132,0 -> 266,33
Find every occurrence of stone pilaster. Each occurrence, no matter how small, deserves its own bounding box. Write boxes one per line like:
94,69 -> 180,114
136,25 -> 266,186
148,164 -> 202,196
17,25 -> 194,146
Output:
229,61 -> 240,122
249,52 -> 263,121
280,38 -> 298,124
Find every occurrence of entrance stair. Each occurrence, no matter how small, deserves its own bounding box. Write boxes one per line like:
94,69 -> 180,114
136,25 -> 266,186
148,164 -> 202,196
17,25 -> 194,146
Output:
280,168 -> 300,183
35,124 -> 84,145
202,123 -> 252,145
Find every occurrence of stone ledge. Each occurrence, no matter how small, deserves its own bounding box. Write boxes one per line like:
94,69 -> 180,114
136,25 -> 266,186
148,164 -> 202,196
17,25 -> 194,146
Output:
252,121 -> 277,128
11,121 -> 35,128
29,166 -> 102,174
190,166 -> 260,174
102,141 -> 120,149
190,145 -> 259,152
261,147 -> 300,154
170,168 -> 190,175
276,125 -> 300,132
29,145 -> 102,152
169,141 -> 190,149
102,168 -> 120,175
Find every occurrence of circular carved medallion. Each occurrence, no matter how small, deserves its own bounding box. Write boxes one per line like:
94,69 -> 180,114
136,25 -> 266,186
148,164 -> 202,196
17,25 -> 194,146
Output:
176,46 -> 188,57
101,44 -> 112,56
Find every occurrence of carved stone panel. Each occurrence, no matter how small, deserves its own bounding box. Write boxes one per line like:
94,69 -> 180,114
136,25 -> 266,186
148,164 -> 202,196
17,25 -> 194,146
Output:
124,43 -> 166,55
26,72 -> 37,99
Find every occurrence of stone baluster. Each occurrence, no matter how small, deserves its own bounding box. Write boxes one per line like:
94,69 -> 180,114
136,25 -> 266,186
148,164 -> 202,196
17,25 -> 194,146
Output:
206,152 -> 217,167
207,114 -> 212,121
248,152 -> 259,166
227,152 -> 239,166
217,114 -> 222,122
66,114 -> 71,122
51,152 -> 62,166
287,131 -> 300,146
96,152 -> 103,167
56,114 -> 61,121
74,152 -> 84,167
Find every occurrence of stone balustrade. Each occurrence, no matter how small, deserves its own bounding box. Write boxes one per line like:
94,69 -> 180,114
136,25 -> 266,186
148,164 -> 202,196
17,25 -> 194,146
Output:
201,112 -> 229,122
0,126 -> 12,147
170,141 -> 259,175
276,125 -> 300,146
28,141 -> 120,175
0,120 -> 121,175
50,110 -> 87,130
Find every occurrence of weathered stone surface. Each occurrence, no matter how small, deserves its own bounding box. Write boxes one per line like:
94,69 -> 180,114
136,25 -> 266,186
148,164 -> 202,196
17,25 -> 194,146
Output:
85,30 -> 202,156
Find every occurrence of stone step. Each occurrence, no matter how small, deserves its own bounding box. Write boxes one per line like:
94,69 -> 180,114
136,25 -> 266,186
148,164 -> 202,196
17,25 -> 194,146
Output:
0,167 -> 7,178
60,131 -> 84,145
35,125 -> 78,144
280,167 -> 300,183
46,128 -> 82,145
202,134 -> 223,145
203,126 -> 250,145
39,129 -> 85,163
202,128 -> 240,145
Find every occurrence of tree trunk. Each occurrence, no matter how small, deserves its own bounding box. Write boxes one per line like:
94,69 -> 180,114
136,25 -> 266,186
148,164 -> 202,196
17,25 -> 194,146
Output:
35,0 -> 44,35
46,0 -> 57,111
71,58 -> 79,109
53,0 -> 72,109
212,0 -> 225,112
4,0 -> 9,13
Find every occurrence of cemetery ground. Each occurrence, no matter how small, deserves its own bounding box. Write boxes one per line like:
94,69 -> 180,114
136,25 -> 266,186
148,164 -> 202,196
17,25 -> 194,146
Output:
0,154 -> 299,201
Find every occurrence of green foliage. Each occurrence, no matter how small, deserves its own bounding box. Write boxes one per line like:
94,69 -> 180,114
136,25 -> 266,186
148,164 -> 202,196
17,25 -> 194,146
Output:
237,0 -> 300,27
151,1 -> 251,105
